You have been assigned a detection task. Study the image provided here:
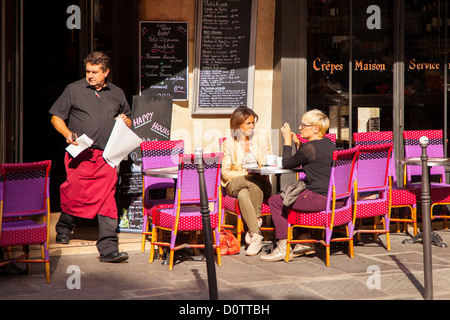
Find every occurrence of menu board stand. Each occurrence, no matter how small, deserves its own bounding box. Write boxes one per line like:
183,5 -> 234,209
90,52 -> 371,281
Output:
140,21 -> 189,101
192,0 -> 258,116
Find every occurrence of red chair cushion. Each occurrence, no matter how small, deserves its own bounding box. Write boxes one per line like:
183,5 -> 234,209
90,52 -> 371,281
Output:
0,220 -> 47,247
152,204 -> 219,231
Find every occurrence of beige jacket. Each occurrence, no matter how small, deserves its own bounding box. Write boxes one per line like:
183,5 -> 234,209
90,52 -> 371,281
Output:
221,132 -> 272,187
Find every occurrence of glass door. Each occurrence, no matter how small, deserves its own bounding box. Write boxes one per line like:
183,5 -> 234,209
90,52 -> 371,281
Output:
307,0 -> 394,148
307,0 -> 351,148
404,0 -> 447,134
351,0 -> 394,141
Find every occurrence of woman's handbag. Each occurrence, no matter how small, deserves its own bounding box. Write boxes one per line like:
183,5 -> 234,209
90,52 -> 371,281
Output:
279,180 -> 306,206
219,230 -> 240,255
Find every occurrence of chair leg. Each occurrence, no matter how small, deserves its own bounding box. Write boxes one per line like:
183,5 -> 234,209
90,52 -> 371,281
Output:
236,216 -> 243,244
169,250 -> 175,271
325,246 -> 330,267
346,225 -> 354,259
141,215 -> 148,253
285,226 -> 292,263
213,229 -> 222,267
149,226 -> 157,263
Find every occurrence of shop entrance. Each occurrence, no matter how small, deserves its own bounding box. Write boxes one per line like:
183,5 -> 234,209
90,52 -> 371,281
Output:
18,1 -> 138,211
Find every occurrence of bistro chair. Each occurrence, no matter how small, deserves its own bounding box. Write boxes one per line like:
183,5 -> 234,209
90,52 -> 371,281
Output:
353,131 -> 417,235
403,130 -> 450,227
219,137 -> 273,244
141,140 -> 184,252
296,133 -> 336,181
285,147 -> 358,266
149,153 -> 223,270
0,161 -> 52,283
353,143 -> 393,251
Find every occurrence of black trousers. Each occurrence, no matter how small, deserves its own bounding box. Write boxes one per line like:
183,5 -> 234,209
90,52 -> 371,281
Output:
56,212 -> 119,256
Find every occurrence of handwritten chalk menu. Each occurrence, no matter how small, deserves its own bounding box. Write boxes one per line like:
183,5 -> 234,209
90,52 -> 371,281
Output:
118,95 -> 173,233
140,21 -> 188,101
192,0 -> 257,115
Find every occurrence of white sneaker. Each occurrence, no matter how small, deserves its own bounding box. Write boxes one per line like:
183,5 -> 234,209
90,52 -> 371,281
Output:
245,233 -> 264,256
245,218 -> 263,245
292,243 -> 315,257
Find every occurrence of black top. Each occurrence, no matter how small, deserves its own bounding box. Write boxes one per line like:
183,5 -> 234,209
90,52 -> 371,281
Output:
49,79 -> 131,150
282,137 -> 336,196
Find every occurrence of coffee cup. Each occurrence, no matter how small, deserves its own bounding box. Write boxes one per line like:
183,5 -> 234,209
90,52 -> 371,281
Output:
265,154 -> 276,166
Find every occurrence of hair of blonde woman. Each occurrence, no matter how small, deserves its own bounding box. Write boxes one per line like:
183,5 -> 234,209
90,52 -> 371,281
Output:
302,109 -> 330,137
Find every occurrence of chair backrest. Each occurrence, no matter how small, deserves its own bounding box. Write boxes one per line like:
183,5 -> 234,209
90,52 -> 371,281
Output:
0,161 -> 51,220
173,153 -> 223,210
403,130 -> 446,184
327,147 -> 358,212
141,140 -> 184,191
297,133 -> 336,145
355,143 -> 392,193
353,131 -> 396,182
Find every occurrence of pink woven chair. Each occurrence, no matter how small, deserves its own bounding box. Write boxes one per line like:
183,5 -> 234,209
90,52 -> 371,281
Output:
296,133 -> 336,181
141,140 -> 184,252
219,137 -> 273,244
353,143 -> 393,251
403,130 -> 450,227
353,131 -> 417,235
286,147 -> 358,266
0,161 -> 52,283
149,153 -> 223,270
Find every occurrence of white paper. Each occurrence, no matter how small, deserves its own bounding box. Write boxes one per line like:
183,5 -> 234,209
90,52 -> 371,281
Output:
103,119 -> 143,168
66,134 -> 94,158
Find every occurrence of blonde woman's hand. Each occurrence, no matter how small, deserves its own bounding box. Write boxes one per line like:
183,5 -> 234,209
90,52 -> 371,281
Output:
281,123 -> 293,146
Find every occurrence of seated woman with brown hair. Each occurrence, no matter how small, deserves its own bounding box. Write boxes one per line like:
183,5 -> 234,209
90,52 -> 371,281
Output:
221,106 -> 272,256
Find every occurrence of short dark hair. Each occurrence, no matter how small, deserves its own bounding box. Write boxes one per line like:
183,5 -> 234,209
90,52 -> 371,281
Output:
84,51 -> 111,71
229,106 -> 258,131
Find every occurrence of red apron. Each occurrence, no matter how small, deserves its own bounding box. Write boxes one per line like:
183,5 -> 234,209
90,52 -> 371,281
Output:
60,149 -> 118,219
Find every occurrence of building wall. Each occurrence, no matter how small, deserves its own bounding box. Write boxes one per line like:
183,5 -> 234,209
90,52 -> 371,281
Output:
140,0 -> 276,153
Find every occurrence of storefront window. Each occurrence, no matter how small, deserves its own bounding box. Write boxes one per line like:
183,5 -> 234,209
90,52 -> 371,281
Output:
351,1 -> 394,139
307,0 -> 393,148
405,0 -> 446,132
307,0 -> 350,148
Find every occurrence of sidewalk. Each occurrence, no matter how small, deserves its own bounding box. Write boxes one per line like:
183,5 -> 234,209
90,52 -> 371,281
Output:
2,213 -> 450,301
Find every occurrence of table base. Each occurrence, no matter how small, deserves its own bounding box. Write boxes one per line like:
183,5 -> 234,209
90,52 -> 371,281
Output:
402,231 -> 448,248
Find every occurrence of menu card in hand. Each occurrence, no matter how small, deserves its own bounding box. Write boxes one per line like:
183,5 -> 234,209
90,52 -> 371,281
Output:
66,134 -> 94,158
103,119 -> 143,168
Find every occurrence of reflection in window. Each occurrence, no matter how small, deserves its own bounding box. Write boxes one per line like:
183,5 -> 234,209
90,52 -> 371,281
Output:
405,0 -> 446,132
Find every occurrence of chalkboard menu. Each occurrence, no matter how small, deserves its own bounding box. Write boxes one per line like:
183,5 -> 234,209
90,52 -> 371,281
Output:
118,95 -> 173,233
140,21 -> 189,101
192,0 -> 257,115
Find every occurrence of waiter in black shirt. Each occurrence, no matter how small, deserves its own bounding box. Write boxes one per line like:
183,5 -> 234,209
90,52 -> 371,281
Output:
49,51 -> 131,263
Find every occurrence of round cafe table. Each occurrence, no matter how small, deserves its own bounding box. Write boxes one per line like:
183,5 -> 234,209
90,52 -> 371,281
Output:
245,165 -> 297,194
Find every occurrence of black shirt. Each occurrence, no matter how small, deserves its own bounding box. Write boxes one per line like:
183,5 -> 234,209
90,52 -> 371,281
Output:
282,137 -> 336,196
49,79 -> 131,150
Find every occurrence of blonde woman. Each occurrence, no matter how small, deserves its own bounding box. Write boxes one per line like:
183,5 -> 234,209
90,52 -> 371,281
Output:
222,106 -> 272,256
261,109 -> 338,262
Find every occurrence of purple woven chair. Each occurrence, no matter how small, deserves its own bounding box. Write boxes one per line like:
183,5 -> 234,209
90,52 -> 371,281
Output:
286,147 -> 358,266
354,143 -> 393,251
0,161 -> 51,283
140,140 -> 184,252
403,130 -> 450,227
149,153 -> 223,270
353,131 -> 417,236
